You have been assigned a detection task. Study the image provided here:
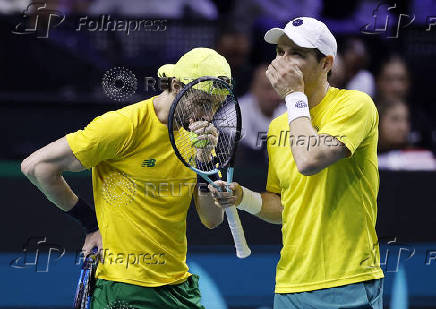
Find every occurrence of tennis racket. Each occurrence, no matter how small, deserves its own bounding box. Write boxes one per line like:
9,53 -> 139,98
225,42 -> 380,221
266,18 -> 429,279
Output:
168,76 -> 251,258
73,247 -> 99,309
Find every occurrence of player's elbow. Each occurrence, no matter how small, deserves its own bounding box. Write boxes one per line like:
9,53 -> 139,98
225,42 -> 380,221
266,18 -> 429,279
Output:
295,157 -> 323,176
21,157 -> 36,178
21,156 -> 58,180
200,216 -> 224,229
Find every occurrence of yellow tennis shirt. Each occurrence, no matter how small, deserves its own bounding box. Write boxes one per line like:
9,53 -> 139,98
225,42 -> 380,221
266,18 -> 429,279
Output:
66,97 -> 197,287
266,87 -> 384,293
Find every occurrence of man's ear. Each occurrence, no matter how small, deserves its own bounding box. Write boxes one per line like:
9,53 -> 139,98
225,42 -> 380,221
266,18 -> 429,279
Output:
170,79 -> 183,94
323,56 -> 334,74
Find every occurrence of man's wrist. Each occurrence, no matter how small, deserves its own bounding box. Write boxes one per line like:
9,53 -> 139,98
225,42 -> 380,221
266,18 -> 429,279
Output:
285,92 -> 310,124
237,186 -> 262,215
65,197 -> 98,234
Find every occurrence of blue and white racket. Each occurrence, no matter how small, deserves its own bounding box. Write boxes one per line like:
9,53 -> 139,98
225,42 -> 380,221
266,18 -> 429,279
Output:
73,247 -> 99,309
168,76 -> 251,258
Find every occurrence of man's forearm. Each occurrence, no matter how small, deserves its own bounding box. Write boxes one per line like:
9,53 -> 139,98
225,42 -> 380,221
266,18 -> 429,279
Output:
236,187 -> 283,224
256,192 -> 283,224
194,187 -> 224,229
23,161 -> 78,211
289,117 -> 349,175
288,117 -> 324,174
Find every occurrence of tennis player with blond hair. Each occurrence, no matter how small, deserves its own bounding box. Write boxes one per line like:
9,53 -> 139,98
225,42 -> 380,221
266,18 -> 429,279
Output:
21,48 -> 231,308
210,17 -> 384,308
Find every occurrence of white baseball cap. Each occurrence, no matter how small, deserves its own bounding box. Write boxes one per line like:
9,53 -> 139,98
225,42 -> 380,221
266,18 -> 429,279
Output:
264,17 -> 337,58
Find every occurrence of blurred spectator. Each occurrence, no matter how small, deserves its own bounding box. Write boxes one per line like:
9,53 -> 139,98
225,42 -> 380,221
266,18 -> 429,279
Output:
376,54 -> 435,152
256,0 -> 322,21
378,100 -> 411,153
342,38 -> 375,97
230,0 -> 321,33
88,0 -> 217,19
377,99 -> 436,170
215,26 -> 252,97
376,55 -> 410,102
56,0 -> 94,14
238,63 -> 286,151
17,0 -> 93,14
0,0 -> 28,13
329,53 -> 346,88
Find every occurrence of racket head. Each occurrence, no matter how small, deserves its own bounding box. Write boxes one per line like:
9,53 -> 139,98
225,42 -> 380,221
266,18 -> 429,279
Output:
168,76 -> 242,174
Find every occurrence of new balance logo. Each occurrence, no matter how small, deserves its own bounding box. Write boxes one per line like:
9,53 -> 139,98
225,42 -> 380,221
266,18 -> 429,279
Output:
141,159 -> 156,167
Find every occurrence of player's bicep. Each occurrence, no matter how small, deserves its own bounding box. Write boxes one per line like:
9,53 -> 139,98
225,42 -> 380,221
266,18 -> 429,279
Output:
22,137 -> 86,177
54,137 -> 87,172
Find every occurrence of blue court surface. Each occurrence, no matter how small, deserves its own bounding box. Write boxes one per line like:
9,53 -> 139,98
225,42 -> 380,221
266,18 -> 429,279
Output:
1,244 -> 436,308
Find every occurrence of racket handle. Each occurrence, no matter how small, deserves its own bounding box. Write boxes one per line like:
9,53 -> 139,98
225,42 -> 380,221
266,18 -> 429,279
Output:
225,206 -> 251,258
225,167 -> 251,258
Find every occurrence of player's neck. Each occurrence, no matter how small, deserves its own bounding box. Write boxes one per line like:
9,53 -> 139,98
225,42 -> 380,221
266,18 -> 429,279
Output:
153,91 -> 175,124
306,80 -> 330,109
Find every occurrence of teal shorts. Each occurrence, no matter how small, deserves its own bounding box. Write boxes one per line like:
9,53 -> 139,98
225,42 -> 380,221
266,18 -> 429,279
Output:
274,279 -> 383,309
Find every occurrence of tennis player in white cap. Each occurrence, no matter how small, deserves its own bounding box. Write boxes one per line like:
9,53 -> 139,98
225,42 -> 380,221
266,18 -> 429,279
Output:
210,17 -> 384,308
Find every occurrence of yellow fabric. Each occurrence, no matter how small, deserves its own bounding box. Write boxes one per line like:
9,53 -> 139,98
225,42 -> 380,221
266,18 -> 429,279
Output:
66,97 -> 197,287
266,87 -> 384,293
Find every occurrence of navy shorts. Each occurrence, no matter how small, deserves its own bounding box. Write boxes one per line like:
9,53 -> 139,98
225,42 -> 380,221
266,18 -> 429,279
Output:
274,279 -> 383,309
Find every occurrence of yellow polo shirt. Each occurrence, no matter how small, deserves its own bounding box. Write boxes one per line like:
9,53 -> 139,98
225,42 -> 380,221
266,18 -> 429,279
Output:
266,87 -> 384,293
66,97 -> 197,287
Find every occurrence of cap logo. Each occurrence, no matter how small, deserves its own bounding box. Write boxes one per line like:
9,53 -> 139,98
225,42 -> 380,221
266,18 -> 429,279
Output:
292,19 -> 303,27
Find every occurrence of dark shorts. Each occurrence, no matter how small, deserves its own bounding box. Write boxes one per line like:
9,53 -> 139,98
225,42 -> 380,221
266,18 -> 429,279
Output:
274,279 -> 384,309
90,275 -> 204,309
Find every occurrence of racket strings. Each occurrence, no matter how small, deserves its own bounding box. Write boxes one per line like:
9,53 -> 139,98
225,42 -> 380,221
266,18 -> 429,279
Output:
172,79 -> 239,172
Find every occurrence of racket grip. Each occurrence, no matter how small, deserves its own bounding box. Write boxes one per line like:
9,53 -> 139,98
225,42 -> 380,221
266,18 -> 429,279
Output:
225,206 -> 251,258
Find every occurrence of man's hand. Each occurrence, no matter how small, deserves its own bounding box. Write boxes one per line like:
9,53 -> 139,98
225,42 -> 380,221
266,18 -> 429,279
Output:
189,120 -> 218,163
266,57 -> 304,98
208,180 -> 243,209
82,229 -> 102,259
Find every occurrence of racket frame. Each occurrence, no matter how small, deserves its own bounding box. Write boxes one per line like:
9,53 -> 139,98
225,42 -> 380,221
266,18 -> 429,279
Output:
168,76 -> 251,259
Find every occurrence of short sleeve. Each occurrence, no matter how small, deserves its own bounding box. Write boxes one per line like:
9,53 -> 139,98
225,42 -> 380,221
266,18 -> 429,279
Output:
317,91 -> 378,156
266,128 -> 281,194
65,111 -> 134,168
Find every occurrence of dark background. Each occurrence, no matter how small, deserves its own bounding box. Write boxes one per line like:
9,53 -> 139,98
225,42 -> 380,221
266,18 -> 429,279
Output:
2,0 -> 436,308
